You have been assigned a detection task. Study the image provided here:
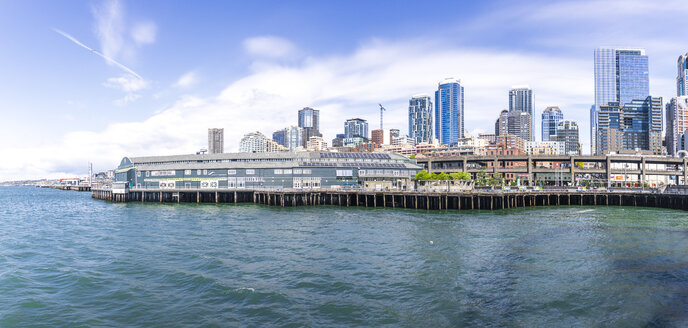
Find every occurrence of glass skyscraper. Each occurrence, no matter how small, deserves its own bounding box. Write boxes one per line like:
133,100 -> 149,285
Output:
509,86 -> 534,141
596,96 -> 662,155
344,118 -> 368,139
593,47 -> 649,154
408,94 -> 433,144
434,78 -> 464,145
556,120 -> 580,155
298,107 -> 322,147
541,106 -> 563,141
678,53 -> 688,97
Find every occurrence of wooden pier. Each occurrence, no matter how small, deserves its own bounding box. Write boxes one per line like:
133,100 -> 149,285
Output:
91,188 -> 688,212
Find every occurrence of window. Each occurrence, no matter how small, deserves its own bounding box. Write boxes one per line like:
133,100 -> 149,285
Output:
274,169 -> 283,174
197,170 -> 201,175
137,171 -> 141,177
228,169 -> 236,175
145,171 -> 150,177
246,169 -> 255,175
283,169 -> 292,174
294,169 -> 302,174
184,170 -> 191,175
302,169 -> 312,174
203,169 -> 208,175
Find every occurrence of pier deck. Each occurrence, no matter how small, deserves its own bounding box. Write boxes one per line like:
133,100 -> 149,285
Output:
91,188 -> 688,212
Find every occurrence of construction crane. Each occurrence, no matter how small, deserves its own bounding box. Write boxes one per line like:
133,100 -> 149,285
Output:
378,104 -> 386,130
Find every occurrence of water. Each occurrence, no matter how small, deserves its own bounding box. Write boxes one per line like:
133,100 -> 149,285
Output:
1,187 -> 688,327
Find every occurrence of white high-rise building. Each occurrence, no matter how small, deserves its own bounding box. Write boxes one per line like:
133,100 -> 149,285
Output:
665,96 -> 688,156
509,86 -> 533,141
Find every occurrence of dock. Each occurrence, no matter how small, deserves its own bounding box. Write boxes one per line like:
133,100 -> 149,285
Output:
91,188 -> 688,212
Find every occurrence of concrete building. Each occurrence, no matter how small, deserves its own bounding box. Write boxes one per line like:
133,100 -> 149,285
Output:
390,129 -> 400,138
556,120 -> 581,155
371,129 -> 392,145
596,96 -> 662,155
525,141 -> 566,156
665,96 -> 688,156
114,152 -> 422,191
435,78 -> 464,145
593,47 -> 649,154
392,135 -> 415,146
306,136 -> 328,152
239,131 -> 288,153
408,94 -> 433,144
344,118 -> 369,139
298,107 -> 322,147
496,110 -> 531,141
509,86 -> 533,140
208,128 -> 224,154
541,106 -> 563,141
679,53 -> 688,97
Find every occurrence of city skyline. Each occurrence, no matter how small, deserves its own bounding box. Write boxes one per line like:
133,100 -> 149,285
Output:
1,0 -> 687,180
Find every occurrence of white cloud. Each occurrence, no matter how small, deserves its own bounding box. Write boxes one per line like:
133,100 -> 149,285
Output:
92,0 -> 126,61
243,36 -> 297,59
103,74 -> 149,92
131,21 -> 157,45
173,71 -> 199,88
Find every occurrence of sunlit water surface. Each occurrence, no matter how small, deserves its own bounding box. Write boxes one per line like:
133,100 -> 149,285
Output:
1,187 -> 688,327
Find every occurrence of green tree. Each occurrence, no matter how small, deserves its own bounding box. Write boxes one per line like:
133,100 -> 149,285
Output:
413,170 -> 432,180
409,154 -> 416,159
449,172 -> 471,181
432,172 -> 450,180
475,171 -> 490,186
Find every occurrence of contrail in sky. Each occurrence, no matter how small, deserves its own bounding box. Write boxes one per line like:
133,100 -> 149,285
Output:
53,28 -> 143,80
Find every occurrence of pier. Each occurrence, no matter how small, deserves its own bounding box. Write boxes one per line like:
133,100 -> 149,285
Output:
92,188 -> 688,212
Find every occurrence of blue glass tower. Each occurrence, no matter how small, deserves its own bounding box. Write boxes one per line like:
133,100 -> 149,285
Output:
593,47 -> 649,154
434,78 -> 464,145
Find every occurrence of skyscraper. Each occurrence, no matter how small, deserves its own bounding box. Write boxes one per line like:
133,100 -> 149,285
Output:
678,53 -> 688,97
596,96 -> 662,155
556,120 -> 580,155
208,128 -> 224,154
434,78 -> 464,145
593,47 -> 649,154
408,94 -> 433,144
495,109 -> 530,142
344,118 -> 368,139
665,96 -> 688,156
298,107 -> 322,147
541,106 -> 563,141
509,86 -> 533,141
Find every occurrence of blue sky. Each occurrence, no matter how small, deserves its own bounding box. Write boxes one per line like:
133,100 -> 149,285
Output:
0,0 -> 686,180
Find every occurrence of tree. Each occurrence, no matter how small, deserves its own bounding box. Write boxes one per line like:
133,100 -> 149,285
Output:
432,172 -> 450,180
475,171 -> 490,186
413,170 -> 432,180
409,154 -> 417,159
449,172 -> 471,181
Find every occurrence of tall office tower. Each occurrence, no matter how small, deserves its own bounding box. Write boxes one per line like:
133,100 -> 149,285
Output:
208,128 -> 224,154
344,118 -> 369,139
408,94 -> 433,144
593,47 -> 649,154
556,120 -> 580,155
678,53 -> 688,96
596,96 -> 662,155
509,86 -> 534,141
434,78 -> 464,145
496,110 -> 531,141
298,107 -> 322,147
541,106 -> 563,141
665,96 -> 688,156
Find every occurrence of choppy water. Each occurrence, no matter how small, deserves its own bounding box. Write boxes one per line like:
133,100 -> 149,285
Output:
1,187 -> 688,327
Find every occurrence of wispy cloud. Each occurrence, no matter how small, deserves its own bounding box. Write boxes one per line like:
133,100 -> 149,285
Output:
103,74 -> 148,91
243,36 -> 297,59
131,21 -> 157,45
173,71 -> 198,88
92,0 -> 126,62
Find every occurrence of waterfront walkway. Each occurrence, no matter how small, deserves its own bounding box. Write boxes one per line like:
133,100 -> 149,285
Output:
92,188 -> 688,212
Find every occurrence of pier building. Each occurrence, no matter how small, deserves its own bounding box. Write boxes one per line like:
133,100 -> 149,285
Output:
114,152 -> 422,192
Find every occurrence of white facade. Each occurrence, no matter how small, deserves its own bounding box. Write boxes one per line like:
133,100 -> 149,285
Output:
525,141 -> 566,155
240,131 -> 287,153
666,96 -> 688,156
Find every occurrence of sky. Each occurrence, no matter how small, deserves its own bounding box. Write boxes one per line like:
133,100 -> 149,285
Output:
1,0 -> 687,181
